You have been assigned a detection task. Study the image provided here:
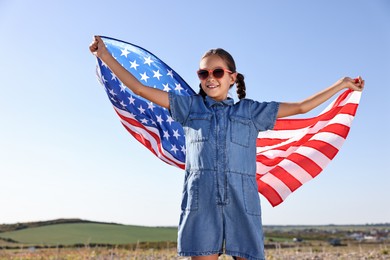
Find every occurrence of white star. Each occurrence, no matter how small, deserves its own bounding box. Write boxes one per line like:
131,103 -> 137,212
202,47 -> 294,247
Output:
140,118 -> 148,124
130,60 -> 139,70
156,115 -> 163,124
147,102 -> 155,111
140,72 -> 149,82
170,144 -> 178,154
100,59 -> 108,68
144,56 -> 153,66
174,83 -> 184,93
153,70 -> 162,80
163,130 -> 170,140
163,83 -> 170,92
120,100 -> 127,107
151,120 -> 157,126
166,115 -> 174,125
128,95 -> 135,105
110,97 -> 117,103
173,129 -> 180,139
181,145 -> 186,154
138,105 -> 146,114
121,48 -> 130,57
167,69 -> 174,78
120,82 -> 127,92
101,75 -> 108,83
109,88 -> 117,96
128,112 -> 136,119
111,72 -> 118,81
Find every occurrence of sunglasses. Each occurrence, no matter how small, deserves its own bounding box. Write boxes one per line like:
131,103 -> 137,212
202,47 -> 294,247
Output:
197,68 -> 233,80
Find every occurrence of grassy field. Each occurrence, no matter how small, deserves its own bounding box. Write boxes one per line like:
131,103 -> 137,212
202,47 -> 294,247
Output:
0,222 -> 177,246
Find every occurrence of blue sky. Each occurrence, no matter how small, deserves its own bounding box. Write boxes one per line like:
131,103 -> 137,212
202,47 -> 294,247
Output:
0,0 -> 389,226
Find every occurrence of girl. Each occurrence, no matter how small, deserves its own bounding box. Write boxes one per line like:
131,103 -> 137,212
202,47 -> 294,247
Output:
89,36 -> 364,260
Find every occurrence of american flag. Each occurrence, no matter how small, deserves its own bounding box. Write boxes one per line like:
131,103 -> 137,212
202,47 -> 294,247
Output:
96,36 -> 361,206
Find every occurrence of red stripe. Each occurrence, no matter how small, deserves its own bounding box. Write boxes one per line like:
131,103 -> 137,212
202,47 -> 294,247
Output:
269,166 -> 302,192
256,178 -> 283,207
304,140 -> 339,159
287,153 -> 322,178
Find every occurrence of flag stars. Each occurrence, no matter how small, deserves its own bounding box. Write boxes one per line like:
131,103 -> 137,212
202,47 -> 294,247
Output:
167,69 -> 174,78
181,145 -> 186,155
156,115 -> 163,124
140,118 -> 148,124
138,105 -> 146,114
147,102 -> 155,111
153,70 -> 162,80
166,115 -> 174,125
109,88 -> 117,96
144,56 -> 153,66
120,100 -> 127,108
111,72 -> 118,81
173,129 -> 180,139
163,130 -> 170,140
120,82 -> 127,92
170,144 -> 178,154
128,95 -> 135,105
140,72 -> 149,82
175,83 -> 183,93
130,60 -> 139,70
163,83 -> 170,92
120,48 -> 130,57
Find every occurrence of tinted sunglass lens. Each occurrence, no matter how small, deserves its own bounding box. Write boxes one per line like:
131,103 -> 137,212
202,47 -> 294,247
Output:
213,69 -> 225,78
198,70 -> 209,80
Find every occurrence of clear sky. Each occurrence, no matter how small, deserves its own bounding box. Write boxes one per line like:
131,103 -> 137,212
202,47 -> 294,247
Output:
0,0 -> 389,226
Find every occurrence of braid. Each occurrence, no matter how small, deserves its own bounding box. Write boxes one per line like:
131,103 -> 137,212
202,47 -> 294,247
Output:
198,84 -> 207,98
236,73 -> 246,99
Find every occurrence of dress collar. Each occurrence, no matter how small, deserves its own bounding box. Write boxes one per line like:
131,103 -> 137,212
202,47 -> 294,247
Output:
205,95 -> 235,107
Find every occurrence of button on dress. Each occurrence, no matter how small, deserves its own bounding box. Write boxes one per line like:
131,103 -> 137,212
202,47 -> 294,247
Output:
169,93 -> 279,260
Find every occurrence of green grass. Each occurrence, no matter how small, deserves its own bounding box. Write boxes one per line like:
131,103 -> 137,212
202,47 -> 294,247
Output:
0,223 -> 177,245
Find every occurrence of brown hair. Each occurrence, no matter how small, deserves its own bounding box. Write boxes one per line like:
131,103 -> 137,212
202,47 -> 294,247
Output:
198,48 -> 246,99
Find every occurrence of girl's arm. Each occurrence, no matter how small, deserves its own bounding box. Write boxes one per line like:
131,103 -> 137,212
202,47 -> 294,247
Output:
89,36 -> 170,109
277,77 -> 365,118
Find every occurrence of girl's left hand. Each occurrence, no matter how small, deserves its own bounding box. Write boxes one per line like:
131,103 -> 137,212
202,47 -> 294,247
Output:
338,76 -> 365,92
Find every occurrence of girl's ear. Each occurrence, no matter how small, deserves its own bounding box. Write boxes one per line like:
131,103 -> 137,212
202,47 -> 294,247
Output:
230,72 -> 238,85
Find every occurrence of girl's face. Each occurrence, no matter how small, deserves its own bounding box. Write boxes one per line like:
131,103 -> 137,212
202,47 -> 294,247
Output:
199,55 -> 237,101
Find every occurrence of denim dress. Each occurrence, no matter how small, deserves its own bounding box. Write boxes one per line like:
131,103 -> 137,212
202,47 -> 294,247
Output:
169,92 -> 279,260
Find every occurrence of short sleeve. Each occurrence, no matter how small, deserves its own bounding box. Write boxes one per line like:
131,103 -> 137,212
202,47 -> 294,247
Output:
168,92 -> 192,125
250,101 -> 280,131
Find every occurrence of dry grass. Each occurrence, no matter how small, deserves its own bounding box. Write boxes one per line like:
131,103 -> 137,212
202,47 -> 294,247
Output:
0,243 -> 388,260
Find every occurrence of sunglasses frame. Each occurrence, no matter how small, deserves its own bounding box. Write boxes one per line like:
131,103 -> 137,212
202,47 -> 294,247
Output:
197,68 -> 233,80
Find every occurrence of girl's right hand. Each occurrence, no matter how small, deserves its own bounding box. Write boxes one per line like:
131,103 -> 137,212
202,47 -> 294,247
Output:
89,36 -> 108,58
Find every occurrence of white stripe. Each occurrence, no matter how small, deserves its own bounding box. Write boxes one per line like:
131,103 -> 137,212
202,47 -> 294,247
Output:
278,159 -> 313,184
256,162 -> 273,175
310,132 -> 345,149
260,174 -> 292,200
294,146 -> 330,169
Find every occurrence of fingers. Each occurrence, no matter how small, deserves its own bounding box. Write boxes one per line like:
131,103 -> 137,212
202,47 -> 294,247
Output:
352,76 -> 365,91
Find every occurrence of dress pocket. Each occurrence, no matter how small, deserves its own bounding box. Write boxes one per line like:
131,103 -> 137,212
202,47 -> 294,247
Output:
187,113 -> 212,142
230,116 -> 251,147
242,175 -> 261,216
181,172 -> 199,211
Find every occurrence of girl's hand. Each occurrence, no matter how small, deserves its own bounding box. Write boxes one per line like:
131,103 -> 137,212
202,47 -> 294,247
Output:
337,76 -> 365,92
89,36 -> 108,59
